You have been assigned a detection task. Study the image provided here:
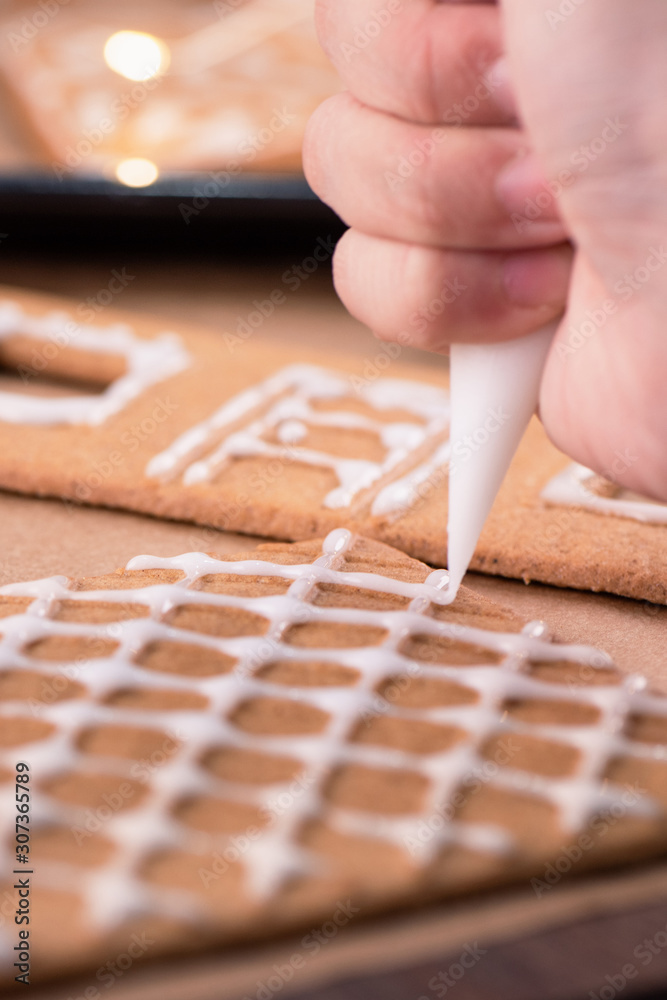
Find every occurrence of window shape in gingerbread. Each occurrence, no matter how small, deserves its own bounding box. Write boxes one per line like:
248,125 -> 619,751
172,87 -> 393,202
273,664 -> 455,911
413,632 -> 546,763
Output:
0,300 -> 190,426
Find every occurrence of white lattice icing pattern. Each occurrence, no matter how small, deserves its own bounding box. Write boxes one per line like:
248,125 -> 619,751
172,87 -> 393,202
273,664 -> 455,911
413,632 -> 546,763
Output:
1,529 -> 666,968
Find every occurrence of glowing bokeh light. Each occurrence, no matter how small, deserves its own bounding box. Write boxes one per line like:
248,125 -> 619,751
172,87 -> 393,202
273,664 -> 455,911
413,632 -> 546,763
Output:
103,31 -> 170,82
115,158 -> 159,187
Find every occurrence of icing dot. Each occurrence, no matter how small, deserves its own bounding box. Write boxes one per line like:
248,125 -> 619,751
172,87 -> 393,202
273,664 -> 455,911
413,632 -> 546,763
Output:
522,621 -> 551,641
425,569 -> 450,591
277,419 -> 308,444
322,528 -> 353,556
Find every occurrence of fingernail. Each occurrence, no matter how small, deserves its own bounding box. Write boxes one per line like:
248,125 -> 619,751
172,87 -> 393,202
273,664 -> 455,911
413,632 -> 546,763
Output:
488,57 -> 518,119
496,152 -> 561,222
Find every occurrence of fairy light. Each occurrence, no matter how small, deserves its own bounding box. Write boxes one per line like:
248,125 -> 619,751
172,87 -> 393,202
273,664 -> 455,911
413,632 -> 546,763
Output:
103,30 -> 170,82
115,158 -> 159,187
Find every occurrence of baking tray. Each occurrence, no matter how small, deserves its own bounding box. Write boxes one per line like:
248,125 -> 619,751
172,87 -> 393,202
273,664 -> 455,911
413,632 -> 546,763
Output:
0,170 -> 345,253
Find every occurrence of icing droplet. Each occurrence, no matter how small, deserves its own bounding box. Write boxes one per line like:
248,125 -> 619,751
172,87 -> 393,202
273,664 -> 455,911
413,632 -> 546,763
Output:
322,528 -> 353,555
522,620 -> 551,641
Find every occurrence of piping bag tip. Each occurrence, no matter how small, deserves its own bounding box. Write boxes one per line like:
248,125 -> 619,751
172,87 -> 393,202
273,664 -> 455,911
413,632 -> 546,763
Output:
446,320 -> 560,600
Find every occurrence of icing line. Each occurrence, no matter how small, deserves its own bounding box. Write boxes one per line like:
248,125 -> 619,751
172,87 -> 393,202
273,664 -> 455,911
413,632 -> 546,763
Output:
0,300 -> 190,426
145,364 -> 451,513
542,463 -> 667,526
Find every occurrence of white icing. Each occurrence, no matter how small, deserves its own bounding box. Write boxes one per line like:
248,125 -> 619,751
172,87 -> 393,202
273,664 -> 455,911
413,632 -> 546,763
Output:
372,441 -> 451,517
542,463 -> 667,525
0,300 -> 190,426
0,528 -> 665,960
172,0 -> 314,75
146,363 -> 450,511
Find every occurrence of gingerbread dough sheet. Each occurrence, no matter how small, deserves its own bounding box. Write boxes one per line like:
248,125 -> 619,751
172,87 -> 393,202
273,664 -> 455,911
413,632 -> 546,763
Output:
1,529 -> 666,987
0,285 -> 666,605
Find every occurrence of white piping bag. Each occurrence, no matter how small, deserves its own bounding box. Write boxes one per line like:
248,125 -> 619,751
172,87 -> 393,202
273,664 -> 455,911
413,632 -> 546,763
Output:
446,320 -> 560,597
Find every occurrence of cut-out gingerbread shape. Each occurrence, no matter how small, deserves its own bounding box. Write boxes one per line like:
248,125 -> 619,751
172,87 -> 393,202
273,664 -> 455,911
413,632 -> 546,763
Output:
0,285 -> 666,605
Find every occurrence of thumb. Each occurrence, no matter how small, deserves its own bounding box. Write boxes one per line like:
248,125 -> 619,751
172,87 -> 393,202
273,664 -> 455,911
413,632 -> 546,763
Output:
500,0 -> 667,271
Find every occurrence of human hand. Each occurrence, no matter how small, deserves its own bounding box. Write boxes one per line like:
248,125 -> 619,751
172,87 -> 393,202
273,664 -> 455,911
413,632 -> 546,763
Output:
304,0 -> 667,499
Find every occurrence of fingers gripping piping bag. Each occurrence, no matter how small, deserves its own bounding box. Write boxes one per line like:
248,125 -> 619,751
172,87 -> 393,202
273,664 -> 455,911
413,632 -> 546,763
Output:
447,321 -> 560,596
